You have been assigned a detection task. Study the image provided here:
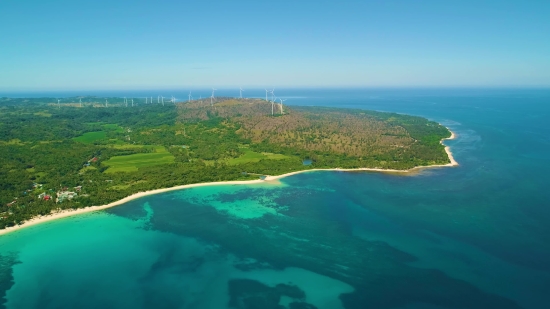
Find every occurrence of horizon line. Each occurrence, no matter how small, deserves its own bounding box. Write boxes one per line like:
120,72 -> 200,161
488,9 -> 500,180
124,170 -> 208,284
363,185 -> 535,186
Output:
2,85 -> 550,94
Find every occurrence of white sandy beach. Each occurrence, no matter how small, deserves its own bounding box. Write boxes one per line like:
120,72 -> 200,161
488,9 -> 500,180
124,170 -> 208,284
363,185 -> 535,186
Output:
0,130 -> 457,236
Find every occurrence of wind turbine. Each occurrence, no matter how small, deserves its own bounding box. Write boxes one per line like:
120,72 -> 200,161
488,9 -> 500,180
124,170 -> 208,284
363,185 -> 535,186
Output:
157,96 -> 160,104
265,89 -> 269,101
239,87 -> 244,99
145,97 -> 148,104
105,99 -> 108,108
57,99 -> 60,109
161,96 -> 164,106
211,88 -> 217,106
131,98 -> 134,107
279,98 -> 287,114
269,89 -> 276,115
188,91 -> 192,102
79,98 -> 82,107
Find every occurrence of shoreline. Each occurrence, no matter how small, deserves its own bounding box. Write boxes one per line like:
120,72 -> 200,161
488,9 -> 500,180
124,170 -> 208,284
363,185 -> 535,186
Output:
266,130 -> 458,179
0,129 -> 457,236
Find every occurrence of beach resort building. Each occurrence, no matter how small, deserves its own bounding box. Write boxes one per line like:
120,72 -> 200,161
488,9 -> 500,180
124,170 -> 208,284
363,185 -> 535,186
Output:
56,191 -> 78,203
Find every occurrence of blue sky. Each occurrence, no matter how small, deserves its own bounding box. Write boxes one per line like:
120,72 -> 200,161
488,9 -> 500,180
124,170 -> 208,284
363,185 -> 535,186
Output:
1,0 -> 549,90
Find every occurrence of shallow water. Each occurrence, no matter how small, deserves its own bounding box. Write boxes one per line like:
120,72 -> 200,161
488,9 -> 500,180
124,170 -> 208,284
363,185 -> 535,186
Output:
1,89 -> 549,309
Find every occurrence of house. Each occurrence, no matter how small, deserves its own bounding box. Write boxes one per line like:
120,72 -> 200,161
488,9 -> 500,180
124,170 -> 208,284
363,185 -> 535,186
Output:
38,192 -> 52,201
74,186 -> 82,192
56,191 -> 78,203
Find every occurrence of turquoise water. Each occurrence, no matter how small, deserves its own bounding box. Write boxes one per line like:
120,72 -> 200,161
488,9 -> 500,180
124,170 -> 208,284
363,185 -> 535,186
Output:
1,89 -> 549,308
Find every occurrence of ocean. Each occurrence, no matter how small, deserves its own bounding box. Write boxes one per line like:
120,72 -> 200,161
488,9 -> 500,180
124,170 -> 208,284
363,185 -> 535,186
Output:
0,88 -> 549,309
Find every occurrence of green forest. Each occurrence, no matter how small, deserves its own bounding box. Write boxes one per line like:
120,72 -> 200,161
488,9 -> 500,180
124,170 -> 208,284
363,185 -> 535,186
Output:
0,97 -> 451,229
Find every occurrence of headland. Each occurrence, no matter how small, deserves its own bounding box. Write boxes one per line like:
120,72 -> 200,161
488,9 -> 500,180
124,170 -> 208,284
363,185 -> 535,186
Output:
0,128 -> 457,236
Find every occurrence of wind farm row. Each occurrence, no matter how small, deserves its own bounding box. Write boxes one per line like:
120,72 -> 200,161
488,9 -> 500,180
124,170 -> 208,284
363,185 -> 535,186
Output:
51,88 -> 288,115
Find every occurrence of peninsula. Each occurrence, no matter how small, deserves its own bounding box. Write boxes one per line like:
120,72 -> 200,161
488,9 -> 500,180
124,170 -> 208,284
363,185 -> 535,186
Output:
0,97 -> 455,232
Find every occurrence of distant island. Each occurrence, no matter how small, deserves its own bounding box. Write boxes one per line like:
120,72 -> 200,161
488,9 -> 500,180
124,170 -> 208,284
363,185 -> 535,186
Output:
0,96 -> 456,231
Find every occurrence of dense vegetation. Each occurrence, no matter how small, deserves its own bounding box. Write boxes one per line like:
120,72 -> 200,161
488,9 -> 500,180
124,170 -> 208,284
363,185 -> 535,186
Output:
0,96 -> 450,229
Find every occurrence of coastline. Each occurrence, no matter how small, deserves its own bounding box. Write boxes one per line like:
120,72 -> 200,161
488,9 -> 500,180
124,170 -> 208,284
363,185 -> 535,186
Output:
266,130 -> 458,179
0,129 -> 457,236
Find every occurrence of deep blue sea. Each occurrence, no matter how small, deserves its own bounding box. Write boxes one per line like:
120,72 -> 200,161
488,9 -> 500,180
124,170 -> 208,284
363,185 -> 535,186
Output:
1,88 -> 549,309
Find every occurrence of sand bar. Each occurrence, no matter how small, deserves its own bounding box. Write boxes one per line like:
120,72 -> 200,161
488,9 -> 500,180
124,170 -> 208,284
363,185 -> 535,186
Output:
0,129 -> 457,236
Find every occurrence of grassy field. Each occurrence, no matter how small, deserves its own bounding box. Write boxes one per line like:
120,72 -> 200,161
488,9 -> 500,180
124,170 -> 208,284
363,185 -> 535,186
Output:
103,146 -> 174,173
102,123 -> 124,132
73,124 -> 122,144
73,131 -> 107,143
226,150 -> 291,165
